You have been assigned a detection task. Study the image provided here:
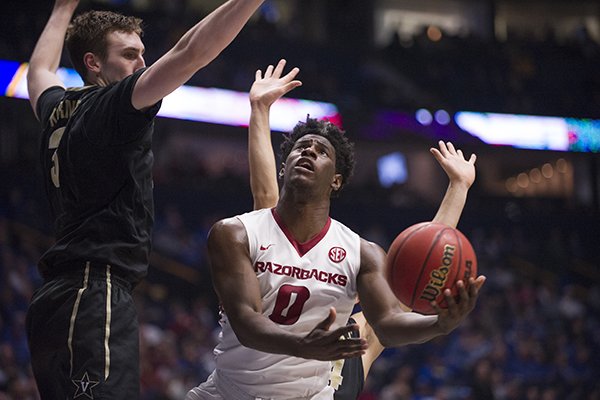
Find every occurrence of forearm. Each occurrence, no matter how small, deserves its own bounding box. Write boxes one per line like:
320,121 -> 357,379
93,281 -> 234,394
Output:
174,0 -> 264,70
432,181 -> 470,228
132,0 -> 264,109
374,312 -> 445,347
230,309 -> 302,356
249,102 -> 278,209
29,2 -> 77,73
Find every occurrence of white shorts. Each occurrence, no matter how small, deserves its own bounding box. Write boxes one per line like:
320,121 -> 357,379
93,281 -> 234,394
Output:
185,371 -> 335,400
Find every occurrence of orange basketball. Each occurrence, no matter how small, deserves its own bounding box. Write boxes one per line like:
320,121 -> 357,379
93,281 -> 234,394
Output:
385,222 -> 477,315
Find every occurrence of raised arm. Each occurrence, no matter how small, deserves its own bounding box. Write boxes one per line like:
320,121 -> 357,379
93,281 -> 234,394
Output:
248,59 -> 301,210
430,141 -> 476,228
132,0 -> 264,110
27,0 -> 79,119
207,218 -> 366,360
357,239 -> 485,348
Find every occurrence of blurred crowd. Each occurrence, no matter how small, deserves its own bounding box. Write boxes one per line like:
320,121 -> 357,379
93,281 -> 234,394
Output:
1,0 -> 600,399
2,1 -> 600,120
1,180 -> 600,400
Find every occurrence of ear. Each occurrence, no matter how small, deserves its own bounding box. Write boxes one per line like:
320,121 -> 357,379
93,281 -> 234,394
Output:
331,173 -> 343,192
278,163 -> 285,179
83,52 -> 102,75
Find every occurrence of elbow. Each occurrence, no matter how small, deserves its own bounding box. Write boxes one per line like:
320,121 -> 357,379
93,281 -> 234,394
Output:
253,193 -> 278,210
233,327 -> 265,352
235,332 -> 254,349
173,39 -> 217,72
226,311 -> 261,351
376,331 -> 397,348
378,337 -> 394,348
371,320 -> 395,348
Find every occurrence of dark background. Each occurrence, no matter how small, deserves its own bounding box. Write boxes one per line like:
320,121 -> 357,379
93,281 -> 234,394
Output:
1,1 -> 599,399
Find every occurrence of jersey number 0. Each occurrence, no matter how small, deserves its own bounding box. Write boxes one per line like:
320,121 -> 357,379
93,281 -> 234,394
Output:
269,284 -> 310,325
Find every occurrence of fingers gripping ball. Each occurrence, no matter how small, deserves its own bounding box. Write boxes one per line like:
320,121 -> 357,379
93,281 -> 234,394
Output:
386,222 -> 477,314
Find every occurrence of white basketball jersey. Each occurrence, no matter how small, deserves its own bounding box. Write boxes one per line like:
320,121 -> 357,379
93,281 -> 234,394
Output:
214,208 -> 361,399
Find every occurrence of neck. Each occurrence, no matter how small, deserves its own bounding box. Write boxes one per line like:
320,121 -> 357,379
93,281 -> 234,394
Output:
275,189 -> 331,243
87,73 -> 108,87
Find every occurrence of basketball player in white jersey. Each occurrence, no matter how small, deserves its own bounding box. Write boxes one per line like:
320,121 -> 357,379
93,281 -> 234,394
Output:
186,60 -> 486,400
244,60 -> 480,399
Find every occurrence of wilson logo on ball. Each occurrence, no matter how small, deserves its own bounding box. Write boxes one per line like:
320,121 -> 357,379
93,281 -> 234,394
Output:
420,244 -> 455,302
385,222 -> 478,315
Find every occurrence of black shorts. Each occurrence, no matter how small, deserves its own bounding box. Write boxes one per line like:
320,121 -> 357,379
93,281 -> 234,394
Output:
333,317 -> 365,400
26,263 -> 139,399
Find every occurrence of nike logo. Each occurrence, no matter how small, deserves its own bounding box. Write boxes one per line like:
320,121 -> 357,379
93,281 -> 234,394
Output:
260,244 -> 274,251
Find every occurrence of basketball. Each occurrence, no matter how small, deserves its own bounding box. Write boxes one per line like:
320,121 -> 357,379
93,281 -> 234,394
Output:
385,222 -> 477,315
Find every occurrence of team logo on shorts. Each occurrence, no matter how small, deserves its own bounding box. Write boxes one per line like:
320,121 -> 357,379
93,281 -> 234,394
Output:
72,371 -> 99,399
328,247 -> 346,263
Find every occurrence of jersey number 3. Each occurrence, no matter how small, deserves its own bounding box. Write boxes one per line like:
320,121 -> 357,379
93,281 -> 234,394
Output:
269,284 -> 310,325
48,127 -> 66,188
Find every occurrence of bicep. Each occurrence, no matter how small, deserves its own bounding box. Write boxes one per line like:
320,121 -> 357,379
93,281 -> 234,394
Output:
27,69 -> 64,119
207,219 -> 263,319
131,50 -> 198,110
357,240 -> 406,329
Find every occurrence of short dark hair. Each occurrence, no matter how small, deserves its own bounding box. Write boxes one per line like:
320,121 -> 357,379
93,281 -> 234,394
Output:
280,117 -> 355,195
65,11 -> 143,83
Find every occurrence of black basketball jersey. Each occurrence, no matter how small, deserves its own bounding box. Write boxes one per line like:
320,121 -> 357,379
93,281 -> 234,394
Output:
36,68 -> 161,285
333,317 -> 365,400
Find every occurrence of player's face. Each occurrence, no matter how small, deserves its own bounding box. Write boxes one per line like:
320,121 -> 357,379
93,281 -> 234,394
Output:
284,134 -> 342,194
97,31 -> 145,84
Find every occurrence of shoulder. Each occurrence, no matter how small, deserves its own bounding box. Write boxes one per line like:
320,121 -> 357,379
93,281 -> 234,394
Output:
92,68 -> 155,111
329,217 -> 358,234
209,216 -> 246,239
38,85 -> 66,103
360,238 -> 386,259
207,217 -> 248,253
36,86 -> 66,122
209,211 -> 270,242
359,238 -> 387,273
237,208 -> 273,228
329,218 -> 361,245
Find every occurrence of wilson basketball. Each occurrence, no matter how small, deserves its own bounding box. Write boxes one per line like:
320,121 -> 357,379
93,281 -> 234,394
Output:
385,222 -> 477,315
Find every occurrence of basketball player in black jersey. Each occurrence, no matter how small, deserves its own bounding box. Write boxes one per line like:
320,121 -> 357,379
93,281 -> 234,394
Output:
25,0 -> 266,398
245,60 -> 481,399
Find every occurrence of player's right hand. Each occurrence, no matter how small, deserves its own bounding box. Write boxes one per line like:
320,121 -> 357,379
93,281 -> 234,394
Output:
433,275 -> 486,334
430,141 -> 476,189
295,308 -> 368,361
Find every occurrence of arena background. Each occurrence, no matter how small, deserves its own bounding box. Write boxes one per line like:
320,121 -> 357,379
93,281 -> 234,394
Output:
1,0 -> 599,399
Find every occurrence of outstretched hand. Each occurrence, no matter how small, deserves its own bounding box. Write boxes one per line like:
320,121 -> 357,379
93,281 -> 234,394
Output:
432,276 -> 486,334
296,308 -> 367,361
250,59 -> 302,109
430,141 -> 476,189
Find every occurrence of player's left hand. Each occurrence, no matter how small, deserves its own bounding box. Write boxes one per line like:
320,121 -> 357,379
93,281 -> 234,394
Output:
432,275 -> 486,334
430,141 -> 476,189
250,59 -> 302,109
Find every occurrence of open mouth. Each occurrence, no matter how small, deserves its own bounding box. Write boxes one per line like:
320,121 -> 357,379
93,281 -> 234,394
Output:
296,159 -> 314,171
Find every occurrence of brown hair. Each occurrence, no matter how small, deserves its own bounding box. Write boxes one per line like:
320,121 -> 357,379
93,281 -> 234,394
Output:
65,11 -> 143,82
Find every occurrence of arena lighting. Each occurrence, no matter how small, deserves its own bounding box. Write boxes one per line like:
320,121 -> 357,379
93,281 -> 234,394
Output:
0,59 -> 341,132
455,111 -> 600,152
415,108 -> 433,125
377,151 -> 408,187
434,109 -> 451,125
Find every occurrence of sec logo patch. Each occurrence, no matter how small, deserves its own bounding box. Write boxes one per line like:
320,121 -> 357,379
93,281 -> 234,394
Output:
328,247 -> 346,263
